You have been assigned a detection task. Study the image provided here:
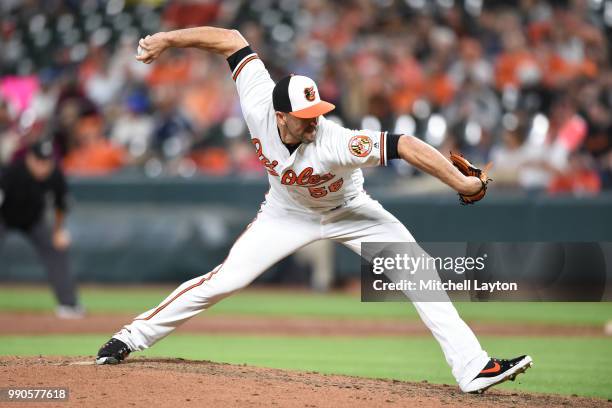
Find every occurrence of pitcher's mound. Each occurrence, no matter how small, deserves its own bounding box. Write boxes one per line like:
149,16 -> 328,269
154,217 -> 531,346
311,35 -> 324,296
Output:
0,356 -> 604,407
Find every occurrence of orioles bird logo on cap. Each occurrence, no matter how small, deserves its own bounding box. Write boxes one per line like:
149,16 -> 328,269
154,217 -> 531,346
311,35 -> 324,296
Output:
304,86 -> 316,102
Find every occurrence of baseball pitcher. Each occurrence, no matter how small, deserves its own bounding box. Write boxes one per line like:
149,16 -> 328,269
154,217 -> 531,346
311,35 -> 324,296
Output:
96,26 -> 532,394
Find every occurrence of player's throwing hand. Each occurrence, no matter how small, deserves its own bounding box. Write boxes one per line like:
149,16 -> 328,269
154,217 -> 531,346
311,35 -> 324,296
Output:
136,33 -> 170,64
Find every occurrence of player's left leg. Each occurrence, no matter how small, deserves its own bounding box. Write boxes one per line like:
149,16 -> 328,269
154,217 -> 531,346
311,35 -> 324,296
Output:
323,197 -> 524,392
98,200 -> 322,362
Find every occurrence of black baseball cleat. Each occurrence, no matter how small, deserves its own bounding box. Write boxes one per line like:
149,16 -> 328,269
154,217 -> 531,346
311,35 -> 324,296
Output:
95,338 -> 131,365
460,355 -> 533,393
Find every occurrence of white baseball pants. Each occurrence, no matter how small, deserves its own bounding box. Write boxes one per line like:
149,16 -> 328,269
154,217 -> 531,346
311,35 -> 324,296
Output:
114,195 -> 489,387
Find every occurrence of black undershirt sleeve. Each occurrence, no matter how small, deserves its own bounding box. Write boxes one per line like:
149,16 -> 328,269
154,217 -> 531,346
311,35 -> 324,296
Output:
385,133 -> 402,161
226,45 -> 255,72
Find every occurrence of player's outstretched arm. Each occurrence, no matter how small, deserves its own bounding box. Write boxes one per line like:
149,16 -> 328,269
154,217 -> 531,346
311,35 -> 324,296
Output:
136,26 -> 247,64
397,135 -> 482,196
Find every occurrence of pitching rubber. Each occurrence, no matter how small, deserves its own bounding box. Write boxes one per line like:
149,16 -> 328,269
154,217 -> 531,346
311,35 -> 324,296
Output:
95,356 -> 122,365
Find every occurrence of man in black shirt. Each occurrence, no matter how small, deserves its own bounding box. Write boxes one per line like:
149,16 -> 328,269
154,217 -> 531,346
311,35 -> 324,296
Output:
0,140 -> 82,318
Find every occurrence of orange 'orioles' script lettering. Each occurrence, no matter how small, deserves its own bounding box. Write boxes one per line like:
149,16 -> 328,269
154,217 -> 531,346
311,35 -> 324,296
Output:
252,138 -> 279,176
281,167 -> 335,187
281,167 -> 343,199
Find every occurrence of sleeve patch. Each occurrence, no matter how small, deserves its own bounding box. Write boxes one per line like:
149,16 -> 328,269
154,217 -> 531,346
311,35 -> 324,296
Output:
348,135 -> 373,157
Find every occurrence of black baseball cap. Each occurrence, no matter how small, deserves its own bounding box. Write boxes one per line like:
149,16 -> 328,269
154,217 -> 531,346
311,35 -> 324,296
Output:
30,140 -> 54,160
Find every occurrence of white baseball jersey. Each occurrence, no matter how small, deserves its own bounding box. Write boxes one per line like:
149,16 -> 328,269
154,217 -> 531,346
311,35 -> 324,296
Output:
112,42 -> 491,391
231,49 -> 388,212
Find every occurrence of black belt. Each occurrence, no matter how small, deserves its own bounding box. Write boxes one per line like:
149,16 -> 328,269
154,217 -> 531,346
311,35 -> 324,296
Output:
326,196 -> 356,212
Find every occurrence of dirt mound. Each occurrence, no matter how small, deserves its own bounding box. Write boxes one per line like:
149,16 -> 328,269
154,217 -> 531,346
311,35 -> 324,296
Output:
0,357 -> 607,408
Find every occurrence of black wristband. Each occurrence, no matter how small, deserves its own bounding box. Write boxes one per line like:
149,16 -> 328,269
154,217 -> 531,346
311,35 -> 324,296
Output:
386,133 -> 402,161
227,45 -> 255,72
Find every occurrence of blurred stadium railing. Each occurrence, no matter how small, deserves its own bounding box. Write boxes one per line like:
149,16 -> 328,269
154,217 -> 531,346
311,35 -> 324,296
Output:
1,175 -> 611,283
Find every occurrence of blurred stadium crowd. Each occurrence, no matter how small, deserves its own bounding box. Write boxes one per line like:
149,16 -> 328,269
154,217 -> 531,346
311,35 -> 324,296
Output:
0,0 -> 611,195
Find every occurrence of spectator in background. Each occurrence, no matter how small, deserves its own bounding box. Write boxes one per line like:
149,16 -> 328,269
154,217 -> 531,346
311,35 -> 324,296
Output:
50,78 -> 97,159
601,152 -> 612,190
448,38 -> 493,88
546,96 -> 587,170
63,113 -> 126,176
0,98 -> 19,165
0,140 -> 83,318
150,86 -> 194,162
443,76 -> 500,160
227,138 -> 265,176
6,119 -> 49,163
29,70 -> 60,121
577,78 -> 612,176
489,126 -> 528,188
110,88 -> 154,162
495,14 -> 541,90
548,151 -> 601,195
83,49 -> 125,108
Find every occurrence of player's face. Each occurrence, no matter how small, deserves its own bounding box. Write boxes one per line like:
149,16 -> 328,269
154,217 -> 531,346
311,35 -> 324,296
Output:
26,153 -> 54,181
284,114 -> 319,144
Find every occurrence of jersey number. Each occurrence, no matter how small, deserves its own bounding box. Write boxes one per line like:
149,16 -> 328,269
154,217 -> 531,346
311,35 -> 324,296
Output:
307,178 -> 344,198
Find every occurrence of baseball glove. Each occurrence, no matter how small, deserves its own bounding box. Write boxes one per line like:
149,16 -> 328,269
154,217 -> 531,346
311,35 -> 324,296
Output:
449,152 -> 492,205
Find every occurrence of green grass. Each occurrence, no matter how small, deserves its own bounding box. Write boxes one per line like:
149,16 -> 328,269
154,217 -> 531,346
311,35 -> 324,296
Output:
2,286 -> 611,399
1,286 -> 611,326
1,334 -> 610,399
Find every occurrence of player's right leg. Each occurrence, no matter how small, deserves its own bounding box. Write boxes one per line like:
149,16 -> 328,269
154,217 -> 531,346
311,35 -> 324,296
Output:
325,197 -> 532,393
96,202 -> 321,364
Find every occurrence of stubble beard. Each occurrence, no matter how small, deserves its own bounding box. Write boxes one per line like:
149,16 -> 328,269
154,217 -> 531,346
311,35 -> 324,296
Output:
301,126 -> 318,144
